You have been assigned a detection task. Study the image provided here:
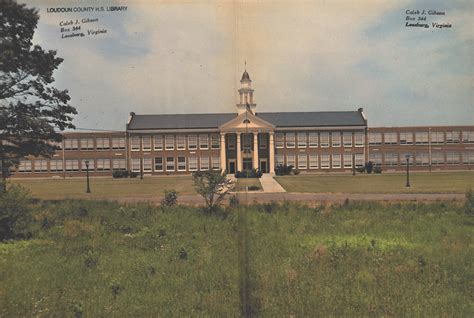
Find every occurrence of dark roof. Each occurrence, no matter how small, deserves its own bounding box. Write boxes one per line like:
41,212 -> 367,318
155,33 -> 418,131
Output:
241,70 -> 251,82
127,113 -> 236,130
256,111 -> 366,127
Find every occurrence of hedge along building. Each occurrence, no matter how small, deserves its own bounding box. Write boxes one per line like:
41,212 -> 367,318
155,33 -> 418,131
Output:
125,70 -> 368,175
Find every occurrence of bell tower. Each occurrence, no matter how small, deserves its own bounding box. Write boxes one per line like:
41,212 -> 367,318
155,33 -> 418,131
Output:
237,69 -> 256,115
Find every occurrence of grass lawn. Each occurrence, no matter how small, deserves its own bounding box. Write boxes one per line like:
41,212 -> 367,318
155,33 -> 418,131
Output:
275,171 -> 474,193
234,178 -> 262,192
1,199 -> 472,316
10,176 -> 197,200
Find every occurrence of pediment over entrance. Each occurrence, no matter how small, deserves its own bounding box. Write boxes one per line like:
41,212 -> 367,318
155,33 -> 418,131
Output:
219,110 -> 275,132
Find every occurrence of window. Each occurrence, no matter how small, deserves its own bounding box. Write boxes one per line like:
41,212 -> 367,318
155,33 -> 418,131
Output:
297,132 -> 307,148
446,131 -> 460,144
34,160 -> 48,172
80,138 -> 94,150
227,134 -> 235,150
65,159 -> 79,171
431,153 -> 444,165
446,152 -> 460,165
286,133 -> 295,148
166,157 -> 175,171
211,157 -> 220,170
242,134 -> 252,150
112,159 -> 126,170
321,154 -> 330,169
369,153 -> 382,166
415,132 -> 428,145
131,136 -> 140,151
431,131 -> 444,144
64,139 -> 78,150
368,132 -> 382,145
112,137 -> 126,150
188,156 -> 198,171
332,154 -> 341,168
309,154 -> 318,169
188,135 -> 197,150
354,132 -> 364,147
400,154 -> 413,166
462,131 -> 474,144
308,132 -> 318,148
331,132 -> 341,147
211,134 -> 220,149
154,157 -> 163,172
355,154 -> 364,168
177,135 -> 186,150
343,132 -> 352,147
259,134 -> 267,149
142,136 -> 151,151
96,138 -> 110,150
384,132 -> 397,144
343,154 -> 352,168
81,159 -> 94,171
200,156 -> 209,170
275,133 -> 284,148
384,153 -> 398,166
131,159 -> 141,172
165,135 -> 175,150
18,160 -> 32,172
399,132 -> 413,145
298,154 -> 307,169
276,154 -> 284,166
50,160 -> 63,172
96,159 -> 110,171
154,135 -> 163,151
286,154 -> 295,167
143,158 -> 152,172
199,134 -> 208,150
177,156 -> 186,171
463,152 -> 474,165
415,153 -> 429,166
320,132 -> 329,148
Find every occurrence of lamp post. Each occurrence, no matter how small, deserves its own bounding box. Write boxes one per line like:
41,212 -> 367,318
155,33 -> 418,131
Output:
85,160 -> 91,193
405,155 -> 410,187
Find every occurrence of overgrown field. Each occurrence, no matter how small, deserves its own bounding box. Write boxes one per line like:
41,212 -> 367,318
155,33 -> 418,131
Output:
1,198 -> 473,316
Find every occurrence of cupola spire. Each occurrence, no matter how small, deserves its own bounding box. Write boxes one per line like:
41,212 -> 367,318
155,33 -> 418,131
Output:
237,66 -> 256,115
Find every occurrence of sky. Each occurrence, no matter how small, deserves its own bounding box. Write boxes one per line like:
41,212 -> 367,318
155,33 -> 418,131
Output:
23,0 -> 474,131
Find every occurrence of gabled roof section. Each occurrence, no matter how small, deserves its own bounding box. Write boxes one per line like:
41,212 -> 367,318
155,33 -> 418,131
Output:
256,111 -> 366,127
219,110 -> 275,131
127,113 -> 236,130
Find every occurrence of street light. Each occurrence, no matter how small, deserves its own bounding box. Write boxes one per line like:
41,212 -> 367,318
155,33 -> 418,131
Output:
85,160 -> 91,193
405,155 -> 410,187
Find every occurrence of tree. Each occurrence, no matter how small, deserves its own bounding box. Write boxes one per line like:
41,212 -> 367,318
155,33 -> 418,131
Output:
192,170 -> 235,213
0,0 -> 77,191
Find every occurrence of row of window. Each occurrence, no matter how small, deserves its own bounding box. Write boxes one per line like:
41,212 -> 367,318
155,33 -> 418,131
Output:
275,153 -> 365,169
369,131 -> 474,145
62,137 -> 126,150
369,152 -> 474,166
130,156 -> 221,172
275,132 -> 365,149
16,159 -> 127,172
131,134 -> 221,152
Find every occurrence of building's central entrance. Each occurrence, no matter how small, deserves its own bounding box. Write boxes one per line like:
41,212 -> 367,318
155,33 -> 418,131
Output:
243,158 -> 252,170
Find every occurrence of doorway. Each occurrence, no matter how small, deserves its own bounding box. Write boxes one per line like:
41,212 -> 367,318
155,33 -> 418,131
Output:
228,160 -> 236,174
259,159 -> 268,173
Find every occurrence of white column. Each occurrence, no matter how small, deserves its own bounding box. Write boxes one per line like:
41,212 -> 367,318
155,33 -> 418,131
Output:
253,132 -> 259,170
236,132 -> 242,172
220,133 -> 226,172
269,132 -> 275,174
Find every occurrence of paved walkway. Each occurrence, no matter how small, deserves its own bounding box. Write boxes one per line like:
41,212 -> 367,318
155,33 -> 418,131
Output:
259,173 -> 286,193
112,192 -> 464,205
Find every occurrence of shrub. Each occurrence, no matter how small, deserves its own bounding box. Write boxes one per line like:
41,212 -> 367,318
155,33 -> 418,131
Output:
373,166 -> 382,174
235,169 -> 262,178
248,185 -> 261,191
161,189 -> 178,207
229,195 -> 240,207
356,166 -> 366,173
293,169 -> 300,175
112,170 -> 129,178
275,164 -> 293,176
129,171 -> 139,178
193,170 -> 235,213
465,189 -> 474,216
366,161 -> 374,174
0,184 -> 32,241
